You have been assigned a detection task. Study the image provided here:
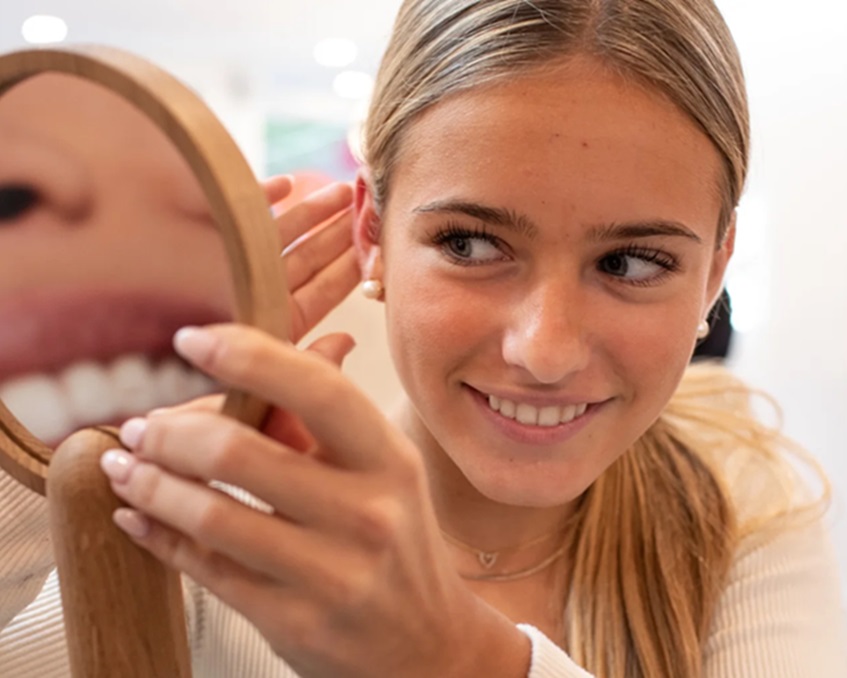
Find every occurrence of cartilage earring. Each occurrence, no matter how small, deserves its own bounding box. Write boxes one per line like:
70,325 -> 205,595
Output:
697,320 -> 710,339
361,279 -> 384,300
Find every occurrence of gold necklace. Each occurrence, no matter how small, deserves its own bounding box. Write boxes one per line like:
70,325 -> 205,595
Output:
441,528 -> 566,582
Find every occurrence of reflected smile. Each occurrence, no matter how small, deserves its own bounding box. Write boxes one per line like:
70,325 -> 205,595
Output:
1,354 -> 215,445
0,289 -> 228,445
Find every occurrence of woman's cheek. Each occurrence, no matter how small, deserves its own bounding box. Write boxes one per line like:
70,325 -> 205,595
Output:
611,303 -> 696,403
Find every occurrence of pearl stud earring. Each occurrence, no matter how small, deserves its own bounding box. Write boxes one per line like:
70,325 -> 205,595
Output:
697,320 -> 710,339
361,279 -> 384,300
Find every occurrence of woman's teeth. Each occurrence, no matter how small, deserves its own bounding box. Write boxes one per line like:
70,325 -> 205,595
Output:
487,395 -> 588,427
0,354 -> 216,443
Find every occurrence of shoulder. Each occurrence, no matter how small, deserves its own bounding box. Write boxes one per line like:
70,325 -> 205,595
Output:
704,484 -> 847,677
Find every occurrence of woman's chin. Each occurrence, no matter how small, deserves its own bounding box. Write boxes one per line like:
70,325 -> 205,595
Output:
458,458 -> 595,511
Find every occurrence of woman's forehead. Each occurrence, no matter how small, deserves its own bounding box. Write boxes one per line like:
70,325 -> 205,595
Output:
388,64 -> 724,233
403,61 -> 713,164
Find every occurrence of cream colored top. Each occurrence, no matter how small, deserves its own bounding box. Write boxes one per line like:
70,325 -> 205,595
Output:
1,467 -> 845,677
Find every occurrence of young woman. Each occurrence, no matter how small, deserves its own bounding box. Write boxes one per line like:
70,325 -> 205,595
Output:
4,0 -> 846,676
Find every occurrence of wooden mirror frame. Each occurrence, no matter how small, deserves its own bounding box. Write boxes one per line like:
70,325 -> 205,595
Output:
0,45 -> 290,495
0,45 -> 291,677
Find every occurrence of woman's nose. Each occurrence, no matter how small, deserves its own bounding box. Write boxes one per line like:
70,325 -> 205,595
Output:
501,280 -> 590,384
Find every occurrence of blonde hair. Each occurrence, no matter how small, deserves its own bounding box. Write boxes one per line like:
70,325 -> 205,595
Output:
363,2 -> 826,676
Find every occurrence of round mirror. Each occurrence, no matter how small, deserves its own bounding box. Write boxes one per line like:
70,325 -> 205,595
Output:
0,46 -> 290,494
0,72 -> 234,445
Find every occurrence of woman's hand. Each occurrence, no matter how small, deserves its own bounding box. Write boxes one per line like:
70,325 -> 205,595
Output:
262,175 -> 359,344
99,325 -> 529,678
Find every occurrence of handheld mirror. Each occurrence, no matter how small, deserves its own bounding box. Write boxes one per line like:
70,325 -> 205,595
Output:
0,45 -> 290,495
0,45 -> 291,677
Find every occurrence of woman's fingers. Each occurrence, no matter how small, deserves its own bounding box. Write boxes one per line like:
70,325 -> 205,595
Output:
283,206 -> 354,292
171,325 -> 410,472
304,332 -> 356,368
104,453 -> 323,582
115,411 -> 357,530
112,510 -> 277,618
270,181 -> 357,342
262,174 -> 294,208
276,182 -> 354,252
149,393 -> 225,417
288,248 -> 360,342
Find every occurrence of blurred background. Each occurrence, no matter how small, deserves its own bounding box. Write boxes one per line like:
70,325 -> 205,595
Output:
1,0 -> 845,612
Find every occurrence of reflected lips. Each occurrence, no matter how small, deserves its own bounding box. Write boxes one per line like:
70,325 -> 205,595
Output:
0,289 -> 230,444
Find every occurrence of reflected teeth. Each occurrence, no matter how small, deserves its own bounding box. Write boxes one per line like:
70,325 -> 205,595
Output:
487,395 -> 588,427
0,354 -> 217,443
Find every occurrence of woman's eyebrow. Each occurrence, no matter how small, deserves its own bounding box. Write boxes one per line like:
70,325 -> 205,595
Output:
412,201 -> 703,245
587,220 -> 703,244
413,199 -> 539,239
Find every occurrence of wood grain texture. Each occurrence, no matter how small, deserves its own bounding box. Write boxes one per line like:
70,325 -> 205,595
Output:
48,427 -> 192,678
0,397 -> 51,495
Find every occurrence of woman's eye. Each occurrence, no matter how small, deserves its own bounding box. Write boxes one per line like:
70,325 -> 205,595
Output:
434,228 -> 505,265
599,249 -> 677,284
0,185 -> 39,223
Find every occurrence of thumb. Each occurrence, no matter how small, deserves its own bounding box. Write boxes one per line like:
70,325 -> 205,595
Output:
305,332 -> 356,369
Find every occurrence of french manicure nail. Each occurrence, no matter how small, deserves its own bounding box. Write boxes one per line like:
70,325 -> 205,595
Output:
113,508 -> 150,538
119,418 -> 147,449
173,326 -> 218,364
100,449 -> 135,483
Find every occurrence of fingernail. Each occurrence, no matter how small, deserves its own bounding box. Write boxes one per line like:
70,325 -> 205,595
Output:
173,326 -> 219,364
101,449 -> 136,483
120,417 -> 147,449
113,508 -> 150,538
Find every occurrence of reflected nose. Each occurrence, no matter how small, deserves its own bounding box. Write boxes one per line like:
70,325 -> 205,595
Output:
501,279 -> 590,384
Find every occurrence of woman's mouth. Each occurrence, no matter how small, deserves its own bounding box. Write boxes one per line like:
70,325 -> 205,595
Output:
486,395 -> 589,427
0,289 -> 228,446
466,386 -> 606,445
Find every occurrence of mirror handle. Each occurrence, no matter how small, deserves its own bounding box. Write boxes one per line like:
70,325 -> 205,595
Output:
47,427 -> 192,678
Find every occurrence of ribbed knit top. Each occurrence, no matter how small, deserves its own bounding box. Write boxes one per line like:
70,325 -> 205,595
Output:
1,466 -> 845,677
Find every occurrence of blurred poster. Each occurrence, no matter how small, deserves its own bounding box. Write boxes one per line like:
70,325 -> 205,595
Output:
265,117 -> 359,180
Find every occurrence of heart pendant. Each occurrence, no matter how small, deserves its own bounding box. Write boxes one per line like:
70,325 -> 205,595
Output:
478,552 -> 498,569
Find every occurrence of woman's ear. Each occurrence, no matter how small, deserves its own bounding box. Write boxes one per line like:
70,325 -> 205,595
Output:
353,168 -> 384,285
705,212 -> 736,311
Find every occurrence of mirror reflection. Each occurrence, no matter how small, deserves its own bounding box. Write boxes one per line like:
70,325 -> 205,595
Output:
0,73 -> 233,447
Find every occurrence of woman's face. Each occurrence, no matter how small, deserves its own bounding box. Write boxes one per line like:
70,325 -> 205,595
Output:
360,58 -> 733,509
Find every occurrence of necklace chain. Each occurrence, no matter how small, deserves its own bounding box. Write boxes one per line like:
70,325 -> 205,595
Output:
440,527 -> 565,582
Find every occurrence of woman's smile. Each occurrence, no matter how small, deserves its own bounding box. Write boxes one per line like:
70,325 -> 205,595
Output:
464,384 -> 608,447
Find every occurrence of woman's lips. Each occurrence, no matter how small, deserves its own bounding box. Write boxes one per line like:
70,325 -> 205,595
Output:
0,289 -> 231,445
466,385 -> 606,446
